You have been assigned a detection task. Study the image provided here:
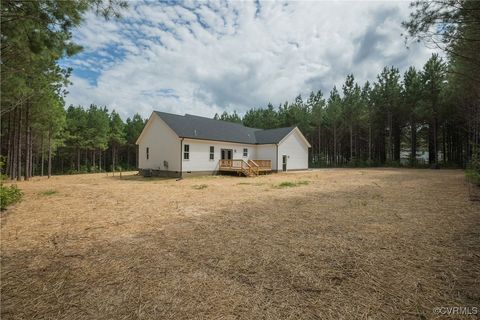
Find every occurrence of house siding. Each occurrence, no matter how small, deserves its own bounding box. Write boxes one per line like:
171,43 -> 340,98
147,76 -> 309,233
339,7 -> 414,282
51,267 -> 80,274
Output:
256,144 -> 277,171
182,139 -> 257,173
277,130 -> 309,170
138,114 -> 181,173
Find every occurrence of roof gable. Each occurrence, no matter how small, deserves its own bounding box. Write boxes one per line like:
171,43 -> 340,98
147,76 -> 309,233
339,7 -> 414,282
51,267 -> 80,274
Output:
152,111 -> 301,145
278,127 -> 312,148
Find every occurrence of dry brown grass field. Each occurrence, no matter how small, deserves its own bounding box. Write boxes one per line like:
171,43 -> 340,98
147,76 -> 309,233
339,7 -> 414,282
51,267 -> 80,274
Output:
1,169 -> 479,319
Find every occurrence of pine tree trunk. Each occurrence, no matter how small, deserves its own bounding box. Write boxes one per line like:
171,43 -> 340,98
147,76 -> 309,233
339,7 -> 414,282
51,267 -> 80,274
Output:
112,145 -> 116,175
60,149 -> 64,173
442,124 -> 447,164
92,149 -> 96,172
393,121 -> 401,162
6,111 -> 13,177
368,124 -> 372,162
349,123 -> 353,162
127,145 -> 130,169
433,116 -> 438,165
387,112 -> 392,162
48,131 -> 52,178
355,132 -> 358,162
11,109 -> 18,179
411,118 -> 417,166
41,133 -> 44,177
16,107 -> 23,180
77,147 -> 80,172
32,149 -> 36,177
29,135 -> 33,177
333,125 -> 337,166
318,125 -> 321,161
25,107 -> 30,180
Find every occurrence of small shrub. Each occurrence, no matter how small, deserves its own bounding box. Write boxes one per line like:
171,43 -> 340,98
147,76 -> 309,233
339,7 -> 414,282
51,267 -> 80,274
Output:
192,184 -> 208,190
0,184 -> 23,210
466,152 -> 480,186
0,157 -> 23,210
39,189 -> 58,196
466,170 -> 480,186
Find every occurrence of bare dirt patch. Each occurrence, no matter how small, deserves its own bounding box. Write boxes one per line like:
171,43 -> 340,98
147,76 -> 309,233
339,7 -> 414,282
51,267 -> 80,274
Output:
1,169 -> 479,319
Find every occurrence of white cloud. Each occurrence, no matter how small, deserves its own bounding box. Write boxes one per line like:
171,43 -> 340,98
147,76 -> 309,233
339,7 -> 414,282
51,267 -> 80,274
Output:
63,0 -> 440,120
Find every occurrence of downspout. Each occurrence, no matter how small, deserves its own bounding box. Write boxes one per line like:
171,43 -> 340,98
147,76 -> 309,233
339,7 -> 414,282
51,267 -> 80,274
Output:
275,144 -> 279,173
179,138 -> 184,179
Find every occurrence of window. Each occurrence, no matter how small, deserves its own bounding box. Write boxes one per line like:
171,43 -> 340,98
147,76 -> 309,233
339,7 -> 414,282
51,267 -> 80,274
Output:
146,147 -> 149,160
209,146 -> 214,160
183,144 -> 190,160
243,148 -> 248,157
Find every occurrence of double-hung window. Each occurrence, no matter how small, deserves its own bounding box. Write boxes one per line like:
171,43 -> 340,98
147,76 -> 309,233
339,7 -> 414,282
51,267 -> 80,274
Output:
184,144 -> 190,160
146,147 -> 149,160
243,148 -> 248,157
209,146 -> 214,160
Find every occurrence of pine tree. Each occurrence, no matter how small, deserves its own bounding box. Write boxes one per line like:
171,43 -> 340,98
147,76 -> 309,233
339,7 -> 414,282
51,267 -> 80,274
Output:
109,110 -> 126,172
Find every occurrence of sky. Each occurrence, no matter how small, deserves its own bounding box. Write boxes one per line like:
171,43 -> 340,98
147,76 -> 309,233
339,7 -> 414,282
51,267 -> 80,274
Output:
61,0 -> 440,120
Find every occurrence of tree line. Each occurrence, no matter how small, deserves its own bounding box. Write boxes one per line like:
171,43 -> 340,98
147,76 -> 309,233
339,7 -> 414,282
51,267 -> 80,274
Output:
216,54 -> 470,167
2,102 -> 145,179
216,1 -> 480,171
1,0 -> 128,180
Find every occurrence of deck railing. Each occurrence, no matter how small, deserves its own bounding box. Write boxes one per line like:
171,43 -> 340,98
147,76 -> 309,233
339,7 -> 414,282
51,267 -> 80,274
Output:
219,159 -> 272,176
219,159 -> 244,169
252,160 -> 271,170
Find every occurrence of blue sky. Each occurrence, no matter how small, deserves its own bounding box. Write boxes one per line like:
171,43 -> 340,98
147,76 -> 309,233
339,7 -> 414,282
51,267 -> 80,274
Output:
62,0 -> 439,120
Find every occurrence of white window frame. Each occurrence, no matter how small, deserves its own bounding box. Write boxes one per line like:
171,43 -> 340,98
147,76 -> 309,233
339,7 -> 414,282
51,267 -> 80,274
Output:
209,146 -> 214,160
243,148 -> 248,157
184,144 -> 190,160
146,147 -> 149,160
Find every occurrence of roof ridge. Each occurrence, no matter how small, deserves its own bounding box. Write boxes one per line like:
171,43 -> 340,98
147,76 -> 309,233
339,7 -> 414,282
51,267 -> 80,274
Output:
260,126 -> 296,131
184,113 -> 259,129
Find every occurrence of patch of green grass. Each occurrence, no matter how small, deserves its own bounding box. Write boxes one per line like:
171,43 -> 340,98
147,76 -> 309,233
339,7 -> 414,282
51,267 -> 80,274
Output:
39,189 -> 58,196
278,181 -> 297,188
238,182 -> 266,186
192,184 -> 208,190
296,180 -> 309,186
191,175 -> 221,180
276,180 -> 309,188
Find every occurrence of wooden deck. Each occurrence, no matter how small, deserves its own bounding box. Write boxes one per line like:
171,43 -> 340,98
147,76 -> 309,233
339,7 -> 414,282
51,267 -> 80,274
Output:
219,159 -> 272,176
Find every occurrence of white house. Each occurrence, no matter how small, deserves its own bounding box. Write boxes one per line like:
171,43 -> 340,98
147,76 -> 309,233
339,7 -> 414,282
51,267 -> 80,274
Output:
136,111 -> 311,177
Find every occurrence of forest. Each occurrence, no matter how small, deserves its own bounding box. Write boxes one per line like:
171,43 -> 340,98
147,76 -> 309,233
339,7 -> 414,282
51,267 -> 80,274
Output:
1,0 -> 479,182
216,54 -> 473,168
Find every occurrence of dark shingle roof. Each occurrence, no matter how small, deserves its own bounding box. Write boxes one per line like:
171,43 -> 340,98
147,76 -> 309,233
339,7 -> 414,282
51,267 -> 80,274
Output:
154,111 -> 295,144
254,127 -> 296,144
